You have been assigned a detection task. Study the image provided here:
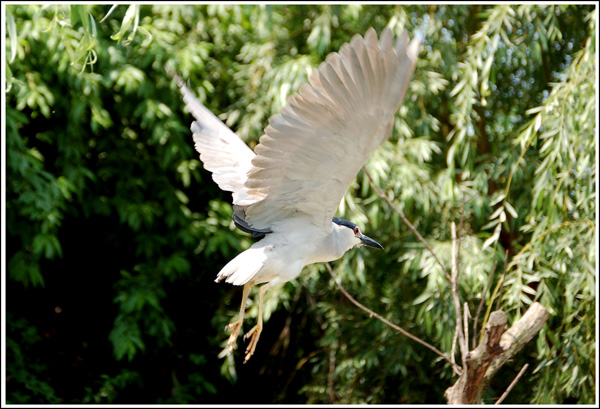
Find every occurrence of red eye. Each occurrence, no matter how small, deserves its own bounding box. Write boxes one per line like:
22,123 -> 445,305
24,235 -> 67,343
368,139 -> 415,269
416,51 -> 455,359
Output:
354,227 -> 360,235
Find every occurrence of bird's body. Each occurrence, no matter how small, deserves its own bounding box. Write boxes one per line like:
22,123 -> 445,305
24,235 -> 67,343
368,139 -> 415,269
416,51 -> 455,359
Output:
169,27 -> 418,362
217,217 -> 363,286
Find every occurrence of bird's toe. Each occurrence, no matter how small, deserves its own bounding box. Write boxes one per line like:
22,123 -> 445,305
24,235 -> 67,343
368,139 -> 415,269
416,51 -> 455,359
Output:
243,325 -> 263,363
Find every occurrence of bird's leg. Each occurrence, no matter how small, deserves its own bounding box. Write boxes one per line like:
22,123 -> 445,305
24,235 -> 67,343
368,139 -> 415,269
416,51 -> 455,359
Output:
221,283 -> 252,357
243,282 -> 271,363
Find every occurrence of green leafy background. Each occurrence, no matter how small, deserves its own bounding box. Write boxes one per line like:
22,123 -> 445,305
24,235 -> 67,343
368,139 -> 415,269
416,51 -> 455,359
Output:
4,4 -> 596,404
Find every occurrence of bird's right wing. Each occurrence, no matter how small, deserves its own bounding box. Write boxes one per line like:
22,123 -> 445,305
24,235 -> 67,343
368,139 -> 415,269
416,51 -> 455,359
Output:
241,28 -> 419,230
169,71 -> 262,206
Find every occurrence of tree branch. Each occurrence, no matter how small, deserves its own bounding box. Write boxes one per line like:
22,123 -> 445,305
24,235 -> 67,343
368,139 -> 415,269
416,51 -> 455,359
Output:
463,302 -> 470,352
495,363 -> 529,405
483,302 -> 549,382
451,326 -> 460,376
364,168 -> 452,282
445,310 -> 508,404
451,222 -> 468,368
456,191 -> 467,285
445,302 -> 549,404
325,262 -> 462,375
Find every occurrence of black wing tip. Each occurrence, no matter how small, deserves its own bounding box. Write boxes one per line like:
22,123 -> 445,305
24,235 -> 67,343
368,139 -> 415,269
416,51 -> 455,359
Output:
232,213 -> 273,239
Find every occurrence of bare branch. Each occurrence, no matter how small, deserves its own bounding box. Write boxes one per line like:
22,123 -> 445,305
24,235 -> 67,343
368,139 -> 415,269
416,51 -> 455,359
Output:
473,260 -> 498,347
484,302 -> 549,382
446,302 -> 549,404
445,310 -> 508,404
456,191 -> 467,283
451,329 -> 460,376
463,302 -> 470,352
495,363 -> 529,405
364,168 -> 452,282
325,262 -> 462,374
451,222 -> 468,368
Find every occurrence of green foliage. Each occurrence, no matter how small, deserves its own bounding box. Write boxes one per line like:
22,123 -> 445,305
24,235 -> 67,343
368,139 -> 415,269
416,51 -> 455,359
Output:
82,369 -> 142,403
6,315 -> 60,403
5,3 -> 595,404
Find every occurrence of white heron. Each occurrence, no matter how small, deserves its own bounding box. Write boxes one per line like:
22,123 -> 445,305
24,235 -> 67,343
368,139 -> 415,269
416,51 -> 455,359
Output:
170,27 -> 418,362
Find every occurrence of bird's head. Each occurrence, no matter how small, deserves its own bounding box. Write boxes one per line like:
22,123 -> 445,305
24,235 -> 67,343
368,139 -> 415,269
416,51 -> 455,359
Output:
332,217 -> 384,252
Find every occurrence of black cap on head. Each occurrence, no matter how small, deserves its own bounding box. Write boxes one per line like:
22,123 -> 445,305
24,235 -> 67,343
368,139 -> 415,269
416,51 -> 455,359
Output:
332,217 -> 357,230
332,217 -> 383,250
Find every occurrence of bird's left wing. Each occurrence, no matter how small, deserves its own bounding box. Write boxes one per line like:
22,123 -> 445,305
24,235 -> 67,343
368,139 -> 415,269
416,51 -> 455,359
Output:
168,70 -> 263,206
241,28 -> 419,230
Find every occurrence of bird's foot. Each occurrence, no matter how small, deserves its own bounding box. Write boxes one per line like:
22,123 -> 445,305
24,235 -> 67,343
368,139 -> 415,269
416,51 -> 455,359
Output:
220,319 -> 243,357
243,324 -> 263,363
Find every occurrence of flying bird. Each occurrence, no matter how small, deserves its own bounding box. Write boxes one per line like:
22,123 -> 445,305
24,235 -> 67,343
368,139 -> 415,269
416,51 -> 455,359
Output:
169,27 -> 418,363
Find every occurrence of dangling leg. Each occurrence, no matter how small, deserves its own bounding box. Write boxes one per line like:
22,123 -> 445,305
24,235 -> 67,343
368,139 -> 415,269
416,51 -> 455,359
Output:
220,282 -> 253,357
243,282 -> 272,363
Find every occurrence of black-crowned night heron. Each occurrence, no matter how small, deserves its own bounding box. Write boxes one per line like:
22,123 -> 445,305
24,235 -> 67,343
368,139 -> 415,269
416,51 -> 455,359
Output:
170,27 -> 418,362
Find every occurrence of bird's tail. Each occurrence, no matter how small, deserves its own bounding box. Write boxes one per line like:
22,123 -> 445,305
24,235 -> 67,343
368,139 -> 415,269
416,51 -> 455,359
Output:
215,246 -> 267,286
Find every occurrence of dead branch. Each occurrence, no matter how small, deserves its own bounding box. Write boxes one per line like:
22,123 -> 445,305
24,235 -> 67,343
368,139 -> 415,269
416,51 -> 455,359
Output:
445,310 -> 507,404
445,302 -> 549,404
456,191 -> 467,283
484,302 -> 549,382
451,222 -> 468,369
463,302 -> 470,352
451,327 -> 460,376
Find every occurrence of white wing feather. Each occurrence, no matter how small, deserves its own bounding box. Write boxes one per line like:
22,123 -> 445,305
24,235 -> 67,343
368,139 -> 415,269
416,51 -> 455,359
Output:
242,27 -> 419,229
170,73 -> 262,206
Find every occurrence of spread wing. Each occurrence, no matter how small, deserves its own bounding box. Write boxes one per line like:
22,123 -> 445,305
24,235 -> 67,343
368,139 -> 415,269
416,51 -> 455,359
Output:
241,27 -> 419,230
169,71 -> 262,206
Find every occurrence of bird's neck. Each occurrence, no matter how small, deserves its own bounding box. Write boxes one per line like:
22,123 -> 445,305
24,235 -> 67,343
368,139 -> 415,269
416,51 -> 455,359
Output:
315,223 -> 356,263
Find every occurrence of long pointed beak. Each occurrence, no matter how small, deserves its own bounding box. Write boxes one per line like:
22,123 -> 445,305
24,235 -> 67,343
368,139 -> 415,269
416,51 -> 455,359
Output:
359,233 -> 384,250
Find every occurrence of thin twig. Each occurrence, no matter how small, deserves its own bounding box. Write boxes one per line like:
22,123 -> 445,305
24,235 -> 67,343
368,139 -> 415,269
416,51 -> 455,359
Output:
463,302 -> 470,352
450,328 -> 460,376
495,363 -> 529,405
364,168 -> 452,282
451,222 -> 468,369
456,191 -> 467,284
473,260 -> 498,347
457,194 -> 469,352
325,262 -> 462,375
